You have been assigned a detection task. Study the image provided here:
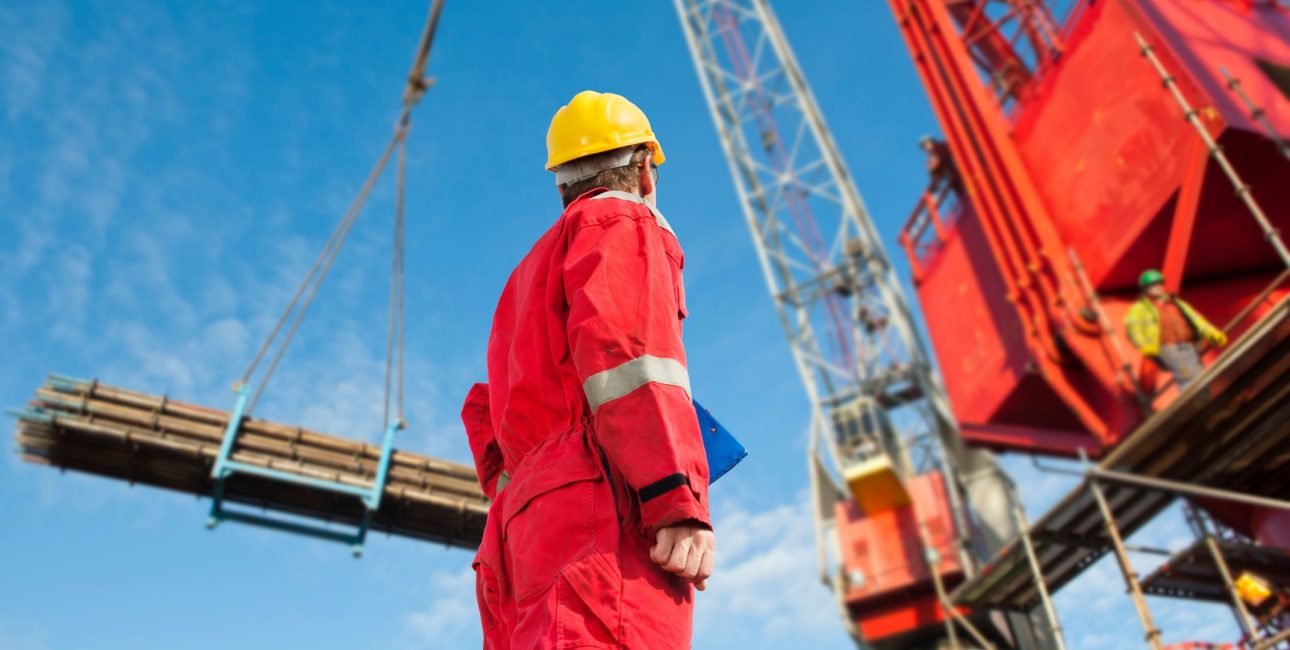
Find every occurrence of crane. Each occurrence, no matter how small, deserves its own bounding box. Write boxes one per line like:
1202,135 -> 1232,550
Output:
672,1 -> 1048,647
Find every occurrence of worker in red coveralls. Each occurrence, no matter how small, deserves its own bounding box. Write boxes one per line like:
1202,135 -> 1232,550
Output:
920,135 -> 963,196
460,90 -> 714,649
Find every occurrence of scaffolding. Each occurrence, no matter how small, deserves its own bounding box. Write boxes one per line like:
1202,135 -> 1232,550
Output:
951,291 -> 1290,648
940,13 -> 1290,645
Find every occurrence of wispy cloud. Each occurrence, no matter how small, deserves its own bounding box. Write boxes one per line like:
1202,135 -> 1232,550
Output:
0,0 -> 474,458
392,497 -> 851,650
999,453 -> 1082,517
43,242 -> 93,344
696,497 -> 850,647
0,618 -> 50,650
399,566 -> 480,648
0,2 -> 67,122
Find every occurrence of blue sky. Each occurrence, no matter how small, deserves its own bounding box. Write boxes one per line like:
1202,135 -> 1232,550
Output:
0,1 -> 1241,648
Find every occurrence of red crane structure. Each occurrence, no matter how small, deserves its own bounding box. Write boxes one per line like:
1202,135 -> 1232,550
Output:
895,0 -> 1290,458
890,0 -> 1290,648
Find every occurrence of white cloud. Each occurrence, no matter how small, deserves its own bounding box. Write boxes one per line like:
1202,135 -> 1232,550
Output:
392,498 -> 852,650
694,498 -> 851,648
0,619 -> 50,650
3,220 -> 53,281
0,3 -> 67,121
998,453 -> 1082,518
45,242 -> 93,343
400,566 -> 481,648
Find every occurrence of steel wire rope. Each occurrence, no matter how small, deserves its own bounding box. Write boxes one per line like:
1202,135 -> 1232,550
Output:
237,0 -> 442,420
384,119 -> 409,430
245,119 -> 410,414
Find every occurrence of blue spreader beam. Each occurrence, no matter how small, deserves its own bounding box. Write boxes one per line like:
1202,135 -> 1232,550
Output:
207,384 -> 404,556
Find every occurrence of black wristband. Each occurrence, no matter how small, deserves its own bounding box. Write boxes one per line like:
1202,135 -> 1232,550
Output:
639,473 -> 689,503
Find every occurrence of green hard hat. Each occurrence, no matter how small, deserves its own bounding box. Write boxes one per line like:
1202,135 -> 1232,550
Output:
1139,269 -> 1164,288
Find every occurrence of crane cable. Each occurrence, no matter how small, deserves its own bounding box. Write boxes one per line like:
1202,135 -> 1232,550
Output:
237,0 -> 444,425
384,128 -> 408,430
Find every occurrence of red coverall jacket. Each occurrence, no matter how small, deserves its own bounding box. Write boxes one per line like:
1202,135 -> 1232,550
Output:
462,188 -> 711,649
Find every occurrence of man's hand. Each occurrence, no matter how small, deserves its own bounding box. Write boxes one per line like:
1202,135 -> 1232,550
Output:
651,522 -> 715,591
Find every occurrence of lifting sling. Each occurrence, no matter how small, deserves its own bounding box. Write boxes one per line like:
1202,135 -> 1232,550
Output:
207,0 -> 444,557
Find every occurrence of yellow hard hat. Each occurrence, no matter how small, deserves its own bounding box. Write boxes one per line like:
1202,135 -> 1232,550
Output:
545,90 -> 666,172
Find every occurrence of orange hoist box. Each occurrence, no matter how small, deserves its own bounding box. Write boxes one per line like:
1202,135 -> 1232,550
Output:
835,470 -> 965,642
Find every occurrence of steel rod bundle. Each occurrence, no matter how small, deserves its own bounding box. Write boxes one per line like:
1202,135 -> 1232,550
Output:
14,374 -> 488,549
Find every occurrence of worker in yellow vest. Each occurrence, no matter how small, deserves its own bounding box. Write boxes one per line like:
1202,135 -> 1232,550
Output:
1124,269 -> 1227,390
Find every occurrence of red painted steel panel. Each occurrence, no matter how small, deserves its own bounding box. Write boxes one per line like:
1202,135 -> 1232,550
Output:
1011,0 -> 1203,289
835,472 -> 964,642
1173,131 -> 1290,279
1252,508 -> 1290,549
915,209 -> 1027,427
1136,0 -> 1290,139
854,597 -> 962,645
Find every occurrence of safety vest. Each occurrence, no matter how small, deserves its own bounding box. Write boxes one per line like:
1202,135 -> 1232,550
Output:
1124,296 -> 1219,351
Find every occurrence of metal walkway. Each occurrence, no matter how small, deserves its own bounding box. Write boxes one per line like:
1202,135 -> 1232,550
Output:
1142,539 -> 1290,604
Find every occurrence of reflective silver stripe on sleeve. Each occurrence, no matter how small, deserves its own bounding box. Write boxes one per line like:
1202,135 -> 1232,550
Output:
591,191 -> 677,238
582,354 -> 691,411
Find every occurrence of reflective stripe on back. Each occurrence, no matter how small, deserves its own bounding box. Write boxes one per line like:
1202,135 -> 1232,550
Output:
582,354 -> 691,411
590,191 -> 676,238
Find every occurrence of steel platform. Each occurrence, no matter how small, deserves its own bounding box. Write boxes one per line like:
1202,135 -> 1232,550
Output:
1142,539 -> 1290,604
952,294 -> 1290,612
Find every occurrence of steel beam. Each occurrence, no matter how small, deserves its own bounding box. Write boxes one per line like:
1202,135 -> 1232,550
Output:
1161,139 -> 1209,294
1087,467 -> 1290,513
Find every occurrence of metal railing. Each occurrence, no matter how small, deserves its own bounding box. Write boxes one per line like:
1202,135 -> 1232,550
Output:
900,176 -> 965,282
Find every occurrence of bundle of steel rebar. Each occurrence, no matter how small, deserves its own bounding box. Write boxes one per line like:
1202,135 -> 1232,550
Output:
13,374 -> 488,549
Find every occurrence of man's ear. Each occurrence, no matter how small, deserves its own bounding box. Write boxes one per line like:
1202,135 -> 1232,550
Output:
638,160 -> 655,196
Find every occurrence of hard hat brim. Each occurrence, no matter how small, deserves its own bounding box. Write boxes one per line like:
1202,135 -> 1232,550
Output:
546,138 -> 665,172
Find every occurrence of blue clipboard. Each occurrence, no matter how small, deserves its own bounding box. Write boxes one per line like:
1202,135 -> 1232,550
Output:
694,399 -> 747,484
